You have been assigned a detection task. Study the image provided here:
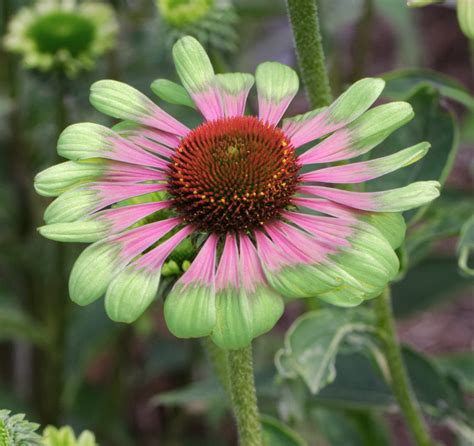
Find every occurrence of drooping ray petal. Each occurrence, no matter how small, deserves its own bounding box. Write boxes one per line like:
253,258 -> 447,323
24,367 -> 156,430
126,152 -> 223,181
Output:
283,78 -> 385,147
69,217 -> 181,306
211,233 -> 251,348
216,73 -> 254,117
301,142 -> 430,183
44,182 -> 166,224
238,234 -> 284,337
114,120 -> 180,151
255,229 -> 339,299
172,36 -> 223,121
298,102 -> 414,164
256,62 -> 299,125
289,199 -> 407,250
299,181 -> 440,212
39,201 -> 171,243
105,227 -> 192,323
58,123 -> 169,169
164,235 -> 218,338
90,80 -> 189,136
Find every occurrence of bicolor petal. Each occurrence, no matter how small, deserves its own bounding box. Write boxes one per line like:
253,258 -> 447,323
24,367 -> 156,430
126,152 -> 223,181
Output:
105,228 -> 191,323
256,62 -> 299,125
150,78 -> 196,109
299,102 -> 414,164
172,36 -> 223,120
90,80 -> 189,136
216,73 -> 254,117
301,142 -> 430,183
164,235 -> 218,338
300,181 -> 441,212
283,78 -> 385,147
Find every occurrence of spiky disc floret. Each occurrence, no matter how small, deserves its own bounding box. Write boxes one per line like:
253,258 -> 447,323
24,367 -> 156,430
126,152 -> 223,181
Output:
167,116 -> 300,233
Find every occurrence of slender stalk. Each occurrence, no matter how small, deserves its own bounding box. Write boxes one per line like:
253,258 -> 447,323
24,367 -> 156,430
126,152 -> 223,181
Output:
374,288 -> 433,446
285,0 -> 332,108
227,346 -> 263,446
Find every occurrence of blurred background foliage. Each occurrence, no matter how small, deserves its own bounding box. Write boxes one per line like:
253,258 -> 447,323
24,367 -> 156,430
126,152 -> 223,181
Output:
0,0 -> 472,445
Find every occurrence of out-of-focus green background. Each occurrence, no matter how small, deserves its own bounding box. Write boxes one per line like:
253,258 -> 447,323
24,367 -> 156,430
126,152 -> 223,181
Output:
0,1 -> 472,445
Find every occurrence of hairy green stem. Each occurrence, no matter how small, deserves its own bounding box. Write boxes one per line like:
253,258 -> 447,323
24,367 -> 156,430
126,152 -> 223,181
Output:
374,288 -> 433,446
286,0 -> 332,108
228,346 -> 263,446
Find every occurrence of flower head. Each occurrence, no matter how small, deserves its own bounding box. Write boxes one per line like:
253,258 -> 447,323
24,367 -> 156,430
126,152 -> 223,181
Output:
43,426 -> 96,446
35,36 -> 440,349
0,410 -> 42,446
156,0 -> 238,52
4,0 -> 118,77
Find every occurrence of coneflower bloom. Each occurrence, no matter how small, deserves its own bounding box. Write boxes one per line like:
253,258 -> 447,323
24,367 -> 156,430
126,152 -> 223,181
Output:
35,36 -> 440,349
4,0 -> 117,77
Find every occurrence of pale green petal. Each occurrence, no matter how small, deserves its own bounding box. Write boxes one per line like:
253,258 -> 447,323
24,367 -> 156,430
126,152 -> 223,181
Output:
69,241 -> 121,305
38,221 -> 109,243
105,266 -> 161,323
359,212 -> 406,250
150,79 -> 196,108
172,36 -> 214,94
164,283 -> 216,338
34,161 -> 105,196
44,188 -> 100,224
255,61 -> 299,105
216,73 -> 255,95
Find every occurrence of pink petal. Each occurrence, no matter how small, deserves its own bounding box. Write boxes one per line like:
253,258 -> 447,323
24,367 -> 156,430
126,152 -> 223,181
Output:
239,234 -> 269,293
216,233 -> 239,291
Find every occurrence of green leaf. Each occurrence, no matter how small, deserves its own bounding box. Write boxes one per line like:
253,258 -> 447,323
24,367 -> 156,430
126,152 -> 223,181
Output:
391,257 -> 473,317
436,352 -> 474,393
261,415 -> 307,446
275,309 -> 380,394
311,408 -> 391,446
382,69 -> 474,110
457,215 -> 474,276
150,79 -> 196,109
368,85 -> 459,224
404,195 -> 474,266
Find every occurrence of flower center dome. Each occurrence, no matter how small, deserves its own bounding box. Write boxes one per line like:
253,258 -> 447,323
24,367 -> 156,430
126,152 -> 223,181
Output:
28,12 -> 96,57
167,116 -> 300,233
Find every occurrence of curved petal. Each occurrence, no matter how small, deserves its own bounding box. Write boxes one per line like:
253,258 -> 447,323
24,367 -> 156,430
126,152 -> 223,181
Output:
172,36 -> 224,121
301,142 -> 430,183
298,102 -> 414,164
58,123 -> 169,170
216,73 -> 254,117
44,182 -> 167,224
105,227 -> 191,323
164,235 -> 218,338
299,181 -> 440,212
114,121 -> 180,152
68,218 -> 181,306
256,62 -> 299,125
90,80 -> 189,136
283,78 -> 385,147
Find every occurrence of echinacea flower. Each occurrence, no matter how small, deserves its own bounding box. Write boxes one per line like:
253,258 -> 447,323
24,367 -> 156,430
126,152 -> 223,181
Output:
4,0 -> 117,78
35,36 -> 440,349
156,0 -> 238,52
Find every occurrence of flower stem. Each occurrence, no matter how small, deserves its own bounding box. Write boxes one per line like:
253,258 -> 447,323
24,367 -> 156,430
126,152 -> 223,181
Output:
227,345 -> 263,446
285,0 -> 332,108
374,287 -> 433,446
202,337 -> 232,398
